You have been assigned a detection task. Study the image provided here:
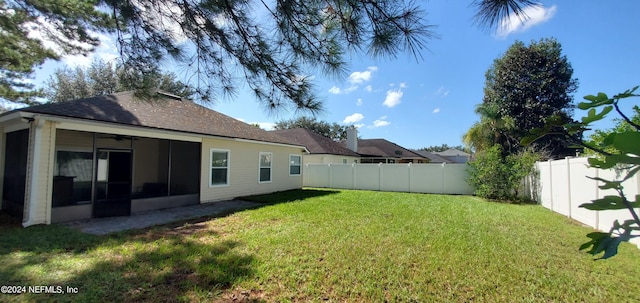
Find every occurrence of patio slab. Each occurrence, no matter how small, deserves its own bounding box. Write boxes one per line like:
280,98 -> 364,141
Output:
61,200 -> 261,235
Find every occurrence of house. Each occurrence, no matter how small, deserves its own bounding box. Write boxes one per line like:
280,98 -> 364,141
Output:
355,139 -> 429,163
275,127 -> 428,164
0,91 -> 306,226
271,128 -> 360,164
410,150 -> 453,164
432,148 -> 471,163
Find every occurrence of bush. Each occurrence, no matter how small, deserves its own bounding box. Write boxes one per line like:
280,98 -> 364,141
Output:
467,145 -> 538,201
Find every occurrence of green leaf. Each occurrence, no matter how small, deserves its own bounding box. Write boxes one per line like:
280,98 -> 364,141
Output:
612,131 -> 640,155
581,106 -> 613,124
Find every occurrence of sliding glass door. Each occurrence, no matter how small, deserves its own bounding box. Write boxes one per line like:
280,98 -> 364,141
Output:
93,149 -> 132,218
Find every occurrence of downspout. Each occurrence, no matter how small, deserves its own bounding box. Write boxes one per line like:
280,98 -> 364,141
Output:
23,119 -> 44,227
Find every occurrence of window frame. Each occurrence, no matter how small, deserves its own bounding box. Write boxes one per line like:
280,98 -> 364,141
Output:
209,148 -> 230,187
258,152 -> 273,183
289,154 -> 302,176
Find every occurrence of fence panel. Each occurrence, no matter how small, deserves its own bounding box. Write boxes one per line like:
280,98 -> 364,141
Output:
354,164 -> 381,191
329,164 -> 354,189
380,165 -> 410,192
410,164 -> 445,193
303,163 -> 473,195
443,164 -> 474,194
534,157 -> 640,248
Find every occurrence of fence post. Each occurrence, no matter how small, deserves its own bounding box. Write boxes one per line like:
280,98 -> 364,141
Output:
328,163 -> 332,188
566,157 -> 572,219
595,166 -> 600,230
441,162 -> 446,194
408,162 -> 412,193
378,163 -> 382,191
352,163 -> 356,190
548,159 -> 553,211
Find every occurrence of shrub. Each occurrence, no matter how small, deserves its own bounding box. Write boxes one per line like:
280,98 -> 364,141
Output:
467,145 -> 538,201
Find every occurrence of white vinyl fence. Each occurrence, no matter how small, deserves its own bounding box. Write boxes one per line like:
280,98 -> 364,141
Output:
533,157 -> 640,247
303,163 -> 474,195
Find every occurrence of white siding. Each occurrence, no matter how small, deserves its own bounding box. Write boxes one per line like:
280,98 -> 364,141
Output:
200,138 -> 304,202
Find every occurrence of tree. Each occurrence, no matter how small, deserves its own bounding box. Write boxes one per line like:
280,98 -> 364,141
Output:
43,59 -> 195,102
274,117 -> 352,141
3,0 -> 539,109
0,0 -> 115,104
524,87 -> 640,259
465,38 -> 578,159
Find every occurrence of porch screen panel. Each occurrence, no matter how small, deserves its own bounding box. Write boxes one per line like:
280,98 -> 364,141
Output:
169,141 -> 200,196
132,138 -> 169,198
53,151 -> 93,206
2,129 -> 29,218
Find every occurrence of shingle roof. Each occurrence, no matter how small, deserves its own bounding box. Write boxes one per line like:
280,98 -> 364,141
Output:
14,91 -> 296,145
433,148 -> 471,157
271,128 -> 360,157
410,149 -> 453,163
356,139 -> 425,159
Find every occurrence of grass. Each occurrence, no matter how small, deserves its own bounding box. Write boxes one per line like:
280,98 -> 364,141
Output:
1,189 -> 640,302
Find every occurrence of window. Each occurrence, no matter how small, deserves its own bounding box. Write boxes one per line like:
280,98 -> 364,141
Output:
343,159 -> 347,164
259,152 -> 272,183
289,155 -> 301,176
210,149 -> 230,186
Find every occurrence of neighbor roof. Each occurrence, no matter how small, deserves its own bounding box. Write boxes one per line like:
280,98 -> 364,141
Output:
8,91 -> 296,145
356,139 -> 426,159
410,150 -> 453,163
433,148 -> 470,157
271,128 -> 360,157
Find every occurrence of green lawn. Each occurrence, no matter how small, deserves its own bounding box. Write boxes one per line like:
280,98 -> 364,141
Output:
1,189 -> 640,302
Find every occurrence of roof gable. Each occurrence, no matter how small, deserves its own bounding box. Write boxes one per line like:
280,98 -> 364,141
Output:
15,91 -> 295,145
272,128 -> 360,157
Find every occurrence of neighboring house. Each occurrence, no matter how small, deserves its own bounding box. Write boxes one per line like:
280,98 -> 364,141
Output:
410,149 -> 453,164
0,91 -> 306,226
271,128 -> 360,164
432,148 -> 471,163
356,139 -> 429,163
274,127 -> 428,164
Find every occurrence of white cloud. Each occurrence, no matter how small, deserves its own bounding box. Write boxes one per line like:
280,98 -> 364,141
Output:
343,85 -> 358,93
496,5 -> 557,39
343,113 -> 364,124
356,98 -> 363,106
365,85 -> 373,92
383,89 -> 403,108
432,108 -> 441,114
354,123 -> 365,129
435,86 -> 449,97
399,82 -> 407,88
235,118 -> 275,130
348,66 -> 377,84
328,86 -> 342,94
371,116 -> 391,128
252,122 -> 276,130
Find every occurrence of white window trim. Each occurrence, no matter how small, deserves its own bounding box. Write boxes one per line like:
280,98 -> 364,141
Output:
258,152 -> 273,183
209,148 -> 230,187
289,154 -> 302,176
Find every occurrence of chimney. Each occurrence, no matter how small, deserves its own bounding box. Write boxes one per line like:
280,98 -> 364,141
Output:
346,127 -> 358,152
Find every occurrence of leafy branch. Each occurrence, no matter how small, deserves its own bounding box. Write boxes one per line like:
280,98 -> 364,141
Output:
523,86 -> 640,259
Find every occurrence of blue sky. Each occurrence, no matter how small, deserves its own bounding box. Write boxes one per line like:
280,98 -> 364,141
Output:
30,1 -> 640,150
